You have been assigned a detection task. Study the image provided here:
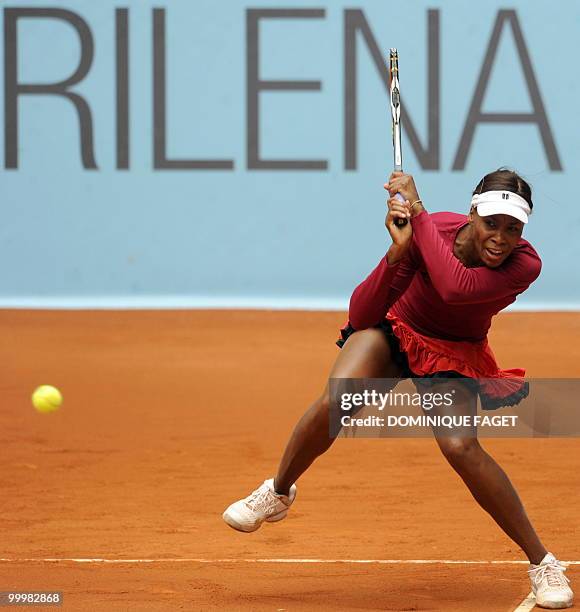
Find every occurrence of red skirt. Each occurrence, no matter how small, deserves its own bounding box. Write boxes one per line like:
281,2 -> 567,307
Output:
337,312 -> 528,410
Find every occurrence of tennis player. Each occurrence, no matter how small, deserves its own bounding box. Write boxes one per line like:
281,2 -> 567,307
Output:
223,168 -> 573,609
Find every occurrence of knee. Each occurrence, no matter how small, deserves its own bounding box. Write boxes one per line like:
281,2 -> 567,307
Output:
311,390 -> 349,430
318,392 -> 331,414
318,386 -> 362,421
305,392 -> 331,429
438,437 -> 482,469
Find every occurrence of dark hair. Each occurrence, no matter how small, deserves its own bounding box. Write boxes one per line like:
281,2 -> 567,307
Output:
472,167 -> 533,210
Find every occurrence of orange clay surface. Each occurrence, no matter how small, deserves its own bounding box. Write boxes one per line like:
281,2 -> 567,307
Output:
1,310 -> 579,611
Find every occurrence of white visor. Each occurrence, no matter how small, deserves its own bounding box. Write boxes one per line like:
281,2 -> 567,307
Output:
470,191 -> 531,224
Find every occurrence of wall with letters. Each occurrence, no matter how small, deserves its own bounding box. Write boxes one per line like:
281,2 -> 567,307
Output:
1,1 -> 578,308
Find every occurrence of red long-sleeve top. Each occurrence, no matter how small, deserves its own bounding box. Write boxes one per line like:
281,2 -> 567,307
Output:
348,211 -> 542,342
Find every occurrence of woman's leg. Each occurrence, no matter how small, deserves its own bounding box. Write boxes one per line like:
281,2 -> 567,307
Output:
223,327 -> 403,533
426,381 -> 547,564
274,328 -> 402,495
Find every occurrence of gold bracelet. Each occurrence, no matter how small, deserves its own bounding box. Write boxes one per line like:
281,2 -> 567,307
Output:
411,199 -> 423,210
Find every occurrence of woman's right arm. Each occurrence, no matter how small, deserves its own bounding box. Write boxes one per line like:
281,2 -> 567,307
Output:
348,195 -> 419,330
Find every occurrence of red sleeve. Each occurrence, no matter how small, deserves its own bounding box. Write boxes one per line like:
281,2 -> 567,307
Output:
348,247 -> 420,329
411,211 -> 542,305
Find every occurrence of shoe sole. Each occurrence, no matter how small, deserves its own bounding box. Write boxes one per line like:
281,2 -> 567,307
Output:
534,593 -> 573,610
223,509 -> 288,533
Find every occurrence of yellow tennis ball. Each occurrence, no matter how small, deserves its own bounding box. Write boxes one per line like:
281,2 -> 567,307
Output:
32,385 -> 63,414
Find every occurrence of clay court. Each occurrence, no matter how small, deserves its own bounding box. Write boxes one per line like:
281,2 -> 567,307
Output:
1,309 -> 578,611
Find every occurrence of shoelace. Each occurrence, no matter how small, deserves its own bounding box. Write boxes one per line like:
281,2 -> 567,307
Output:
244,486 -> 279,513
529,560 -> 570,588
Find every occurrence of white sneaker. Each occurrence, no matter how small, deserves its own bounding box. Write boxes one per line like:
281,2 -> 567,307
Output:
223,478 -> 297,533
529,552 -> 573,609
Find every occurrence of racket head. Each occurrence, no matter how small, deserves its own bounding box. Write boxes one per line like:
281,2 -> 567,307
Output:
389,48 -> 402,171
389,49 -> 406,227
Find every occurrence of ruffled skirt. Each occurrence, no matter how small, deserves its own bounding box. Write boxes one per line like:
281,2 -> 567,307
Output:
337,312 -> 528,410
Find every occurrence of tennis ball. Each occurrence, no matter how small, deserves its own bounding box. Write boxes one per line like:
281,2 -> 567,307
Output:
31,385 -> 63,414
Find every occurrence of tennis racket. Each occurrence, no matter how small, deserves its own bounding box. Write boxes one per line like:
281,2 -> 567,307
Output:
389,48 -> 407,227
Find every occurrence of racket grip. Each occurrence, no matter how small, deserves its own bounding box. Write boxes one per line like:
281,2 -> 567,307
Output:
393,192 -> 408,227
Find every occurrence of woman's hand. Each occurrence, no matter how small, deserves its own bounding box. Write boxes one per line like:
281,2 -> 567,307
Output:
384,172 -> 423,217
385,196 -> 412,264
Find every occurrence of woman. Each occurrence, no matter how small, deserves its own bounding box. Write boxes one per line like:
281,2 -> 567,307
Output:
223,169 -> 573,609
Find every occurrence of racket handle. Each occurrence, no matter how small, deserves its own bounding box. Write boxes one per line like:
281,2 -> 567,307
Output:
393,192 -> 408,227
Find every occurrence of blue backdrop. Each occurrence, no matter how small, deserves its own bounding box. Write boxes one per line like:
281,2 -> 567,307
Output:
1,0 -> 578,309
